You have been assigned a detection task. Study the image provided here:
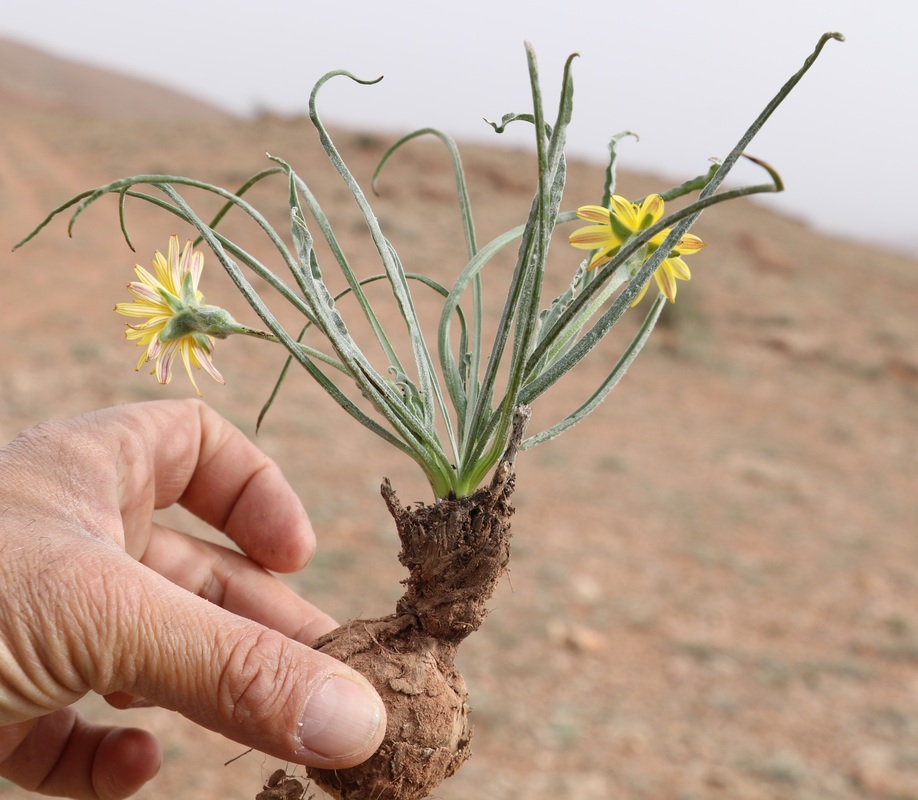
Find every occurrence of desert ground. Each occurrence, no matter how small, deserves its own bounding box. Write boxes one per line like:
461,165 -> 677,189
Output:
1,39 -> 918,800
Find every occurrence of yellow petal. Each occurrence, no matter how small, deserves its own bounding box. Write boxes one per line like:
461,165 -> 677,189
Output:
132,263 -> 166,292
609,195 -> 639,230
167,236 -> 182,283
637,194 -> 664,230
569,225 -> 617,248
178,340 -> 205,397
193,339 -> 225,385
655,265 -> 678,303
587,249 -> 615,270
575,205 -> 612,223
665,256 -> 691,281
675,233 -> 706,254
151,251 -> 173,291
116,301 -> 167,318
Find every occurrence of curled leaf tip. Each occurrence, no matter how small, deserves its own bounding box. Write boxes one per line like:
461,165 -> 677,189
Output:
826,31 -> 845,43
347,73 -> 384,87
740,153 -> 784,192
614,130 -> 640,144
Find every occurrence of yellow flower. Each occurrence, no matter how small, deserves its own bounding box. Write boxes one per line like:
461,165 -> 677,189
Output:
569,194 -> 706,305
115,235 -> 225,395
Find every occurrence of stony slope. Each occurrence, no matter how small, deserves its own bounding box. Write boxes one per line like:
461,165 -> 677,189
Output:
1,40 -> 917,800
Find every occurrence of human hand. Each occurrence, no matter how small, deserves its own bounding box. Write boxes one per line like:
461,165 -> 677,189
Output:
0,400 -> 385,799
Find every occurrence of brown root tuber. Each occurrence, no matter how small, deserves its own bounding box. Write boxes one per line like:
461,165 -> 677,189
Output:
307,461 -> 516,800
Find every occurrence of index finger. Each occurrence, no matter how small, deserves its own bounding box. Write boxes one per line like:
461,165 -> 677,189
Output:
110,399 -> 315,572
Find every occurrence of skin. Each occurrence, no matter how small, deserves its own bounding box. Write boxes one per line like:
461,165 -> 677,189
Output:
0,400 -> 386,799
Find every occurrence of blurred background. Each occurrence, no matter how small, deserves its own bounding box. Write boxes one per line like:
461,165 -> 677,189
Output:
1,0 -> 913,253
1,3 -> 917,800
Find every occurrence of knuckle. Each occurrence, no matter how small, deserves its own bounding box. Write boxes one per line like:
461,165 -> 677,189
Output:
217,629 -> 299,727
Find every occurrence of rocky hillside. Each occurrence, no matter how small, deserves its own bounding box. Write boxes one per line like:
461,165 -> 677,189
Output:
1,38 -> 917,800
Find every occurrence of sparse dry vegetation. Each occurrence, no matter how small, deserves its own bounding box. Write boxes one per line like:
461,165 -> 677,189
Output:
2,38 -> 918,800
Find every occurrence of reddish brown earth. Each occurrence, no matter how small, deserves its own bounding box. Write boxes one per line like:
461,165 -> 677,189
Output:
1,39 -> 917,800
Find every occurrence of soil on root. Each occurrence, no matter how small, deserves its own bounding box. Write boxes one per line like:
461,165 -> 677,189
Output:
255,770 -> 310,800
307,462 -> 517,800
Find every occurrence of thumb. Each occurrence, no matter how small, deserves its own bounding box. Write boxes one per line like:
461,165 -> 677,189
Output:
87,561 -> 385,770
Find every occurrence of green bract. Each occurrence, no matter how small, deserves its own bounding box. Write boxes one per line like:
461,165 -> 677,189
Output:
16,35 -> 843,498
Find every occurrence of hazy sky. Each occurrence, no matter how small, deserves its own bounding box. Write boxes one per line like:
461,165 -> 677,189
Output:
1,1 -> 914,254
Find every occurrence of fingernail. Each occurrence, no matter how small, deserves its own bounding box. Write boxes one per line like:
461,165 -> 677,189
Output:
299,676 -> 383,758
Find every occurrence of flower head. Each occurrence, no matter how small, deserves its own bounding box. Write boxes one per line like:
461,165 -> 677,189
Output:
115,235 -> 226,395
569,194 -> 706,305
